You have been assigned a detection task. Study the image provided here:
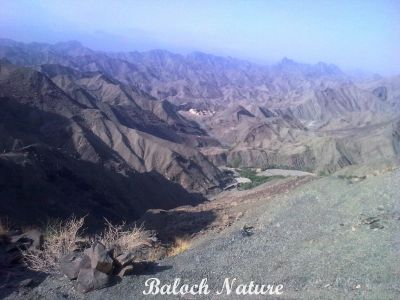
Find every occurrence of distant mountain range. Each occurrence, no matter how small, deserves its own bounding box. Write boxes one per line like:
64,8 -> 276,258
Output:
0,38 -> 399,225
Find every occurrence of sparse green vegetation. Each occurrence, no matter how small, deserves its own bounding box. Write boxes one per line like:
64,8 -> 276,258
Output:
238,168 -> 285,190
318,170 -> 328,176
228,157 -> 242,168
337,174 -> 366,183
337,174 -> 364,180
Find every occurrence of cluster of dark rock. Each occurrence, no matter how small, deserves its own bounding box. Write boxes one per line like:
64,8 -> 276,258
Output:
0,228 -> 43,268
60,241 -> 150,293
360,214 -> 385,230
0,228 -> 156,294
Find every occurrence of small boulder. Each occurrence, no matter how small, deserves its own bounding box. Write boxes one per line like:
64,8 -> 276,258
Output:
84,242 -> 113,274
362,216 -> 379,225
60,252 -> 91,280
241,225 -> 254,237
370,222 -> 384,230
114,252 -> 135,267
76,268 -> 111,293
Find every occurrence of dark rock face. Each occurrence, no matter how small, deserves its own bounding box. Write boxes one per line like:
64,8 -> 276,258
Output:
84,242 -> 113,274
114,252 -> 135,268
58,241 -> 153,293
60,253 -> 91,280
2,229 -> 44,268
76,267 -> 111,293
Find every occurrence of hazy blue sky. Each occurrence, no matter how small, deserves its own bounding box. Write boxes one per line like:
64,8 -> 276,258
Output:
1,0 -> 399,74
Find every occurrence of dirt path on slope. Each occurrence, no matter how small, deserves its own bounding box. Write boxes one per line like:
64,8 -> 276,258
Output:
137,176 -> 315,244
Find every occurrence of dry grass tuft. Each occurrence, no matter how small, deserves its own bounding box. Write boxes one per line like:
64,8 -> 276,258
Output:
21,217 -> 156,274
167,237 -> 191,257
22,216 -> 86,274
99,219 -> 154,254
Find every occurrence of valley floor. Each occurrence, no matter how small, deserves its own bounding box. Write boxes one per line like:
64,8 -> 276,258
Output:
4,169 -> 400,299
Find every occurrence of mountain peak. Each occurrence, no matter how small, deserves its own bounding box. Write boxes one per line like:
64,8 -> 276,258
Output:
280,57 -> 296,65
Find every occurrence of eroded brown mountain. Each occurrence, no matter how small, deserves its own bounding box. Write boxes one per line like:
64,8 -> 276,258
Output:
0,39 -> 399,225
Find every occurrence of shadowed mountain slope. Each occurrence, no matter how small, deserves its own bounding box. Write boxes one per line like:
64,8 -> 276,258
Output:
0,39 -> 399,226
0,57 -> 231,225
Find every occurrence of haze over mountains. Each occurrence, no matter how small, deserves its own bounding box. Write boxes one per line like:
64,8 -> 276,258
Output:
0,38 -> 399,225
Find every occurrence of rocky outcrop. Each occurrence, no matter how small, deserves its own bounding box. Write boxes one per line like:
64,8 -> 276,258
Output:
0,228 -> 44,271
60,252 -> 89,280
58,241 -> 154,293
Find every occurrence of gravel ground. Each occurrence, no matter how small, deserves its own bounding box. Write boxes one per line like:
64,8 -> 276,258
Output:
6,170 -> 400,299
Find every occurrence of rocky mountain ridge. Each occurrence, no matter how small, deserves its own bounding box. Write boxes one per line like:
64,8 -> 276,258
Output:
0,39 -> 399,225
0,56 -> 227,225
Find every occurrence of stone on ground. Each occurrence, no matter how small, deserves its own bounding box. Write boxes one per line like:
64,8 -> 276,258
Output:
84,242 -> 113,274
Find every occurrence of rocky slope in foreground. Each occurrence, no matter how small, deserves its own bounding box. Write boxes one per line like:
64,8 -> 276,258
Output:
8,168 -> 399,299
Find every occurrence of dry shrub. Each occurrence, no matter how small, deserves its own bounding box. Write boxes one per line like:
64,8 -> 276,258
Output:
99,219 -> 154,254
167,237 -> 191,257
22,216 -> 86,274
21,217 -> 156,274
